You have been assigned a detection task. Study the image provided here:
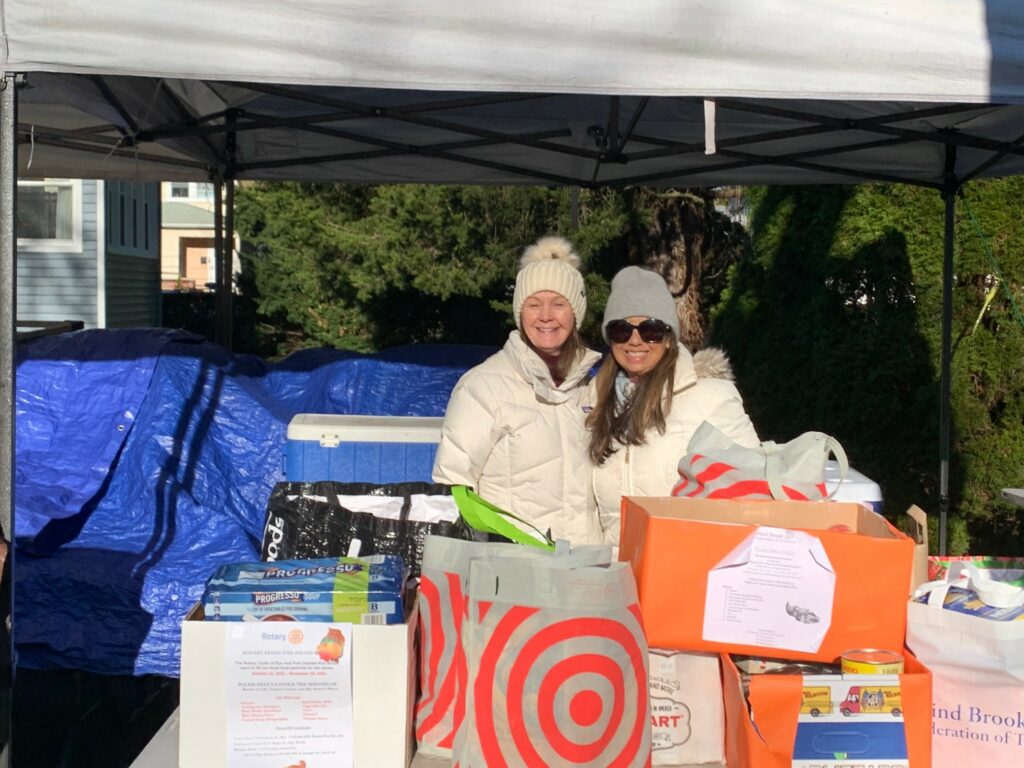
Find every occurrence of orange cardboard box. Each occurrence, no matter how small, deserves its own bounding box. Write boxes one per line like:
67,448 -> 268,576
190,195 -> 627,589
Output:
619,497 -> 915,662
722,651 -> 932,768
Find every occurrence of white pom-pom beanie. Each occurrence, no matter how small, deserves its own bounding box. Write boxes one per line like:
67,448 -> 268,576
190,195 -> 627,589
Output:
512,235 -> 587,329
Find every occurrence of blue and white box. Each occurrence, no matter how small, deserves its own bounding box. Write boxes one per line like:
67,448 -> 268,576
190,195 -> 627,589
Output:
285,413 -> 443,483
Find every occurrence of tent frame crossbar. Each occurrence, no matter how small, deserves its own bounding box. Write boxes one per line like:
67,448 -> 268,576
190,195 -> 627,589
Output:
87,74 -> 139,140
153,80 -> 224,166
17,132 -> 209,171
961,128 -> 1024,184
709,98 -> 1020,157
12,76 -> 1018,191
236,128 -> 572,172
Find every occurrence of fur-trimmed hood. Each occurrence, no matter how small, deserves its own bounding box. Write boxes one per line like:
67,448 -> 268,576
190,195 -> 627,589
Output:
692,347 -> 735,381
673,345 -> 735,393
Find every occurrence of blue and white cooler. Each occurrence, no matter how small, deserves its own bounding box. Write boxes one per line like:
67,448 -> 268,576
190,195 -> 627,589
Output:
825,460 -> 883,513
284,414 -> 443,483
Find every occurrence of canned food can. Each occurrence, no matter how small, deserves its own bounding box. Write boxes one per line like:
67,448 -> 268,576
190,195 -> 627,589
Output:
840,649 -> 904,674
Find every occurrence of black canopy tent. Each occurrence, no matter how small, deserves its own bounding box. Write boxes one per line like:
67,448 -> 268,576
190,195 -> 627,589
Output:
6,76 -> 1022,552
4,2 -> 1024,760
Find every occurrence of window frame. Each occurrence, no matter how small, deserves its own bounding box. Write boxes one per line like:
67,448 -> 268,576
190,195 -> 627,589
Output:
16,179 -> 83,253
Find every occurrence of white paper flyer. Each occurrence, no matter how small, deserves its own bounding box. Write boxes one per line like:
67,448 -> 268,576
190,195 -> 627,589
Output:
224,622 -> 354,768
703,527 -> 835,653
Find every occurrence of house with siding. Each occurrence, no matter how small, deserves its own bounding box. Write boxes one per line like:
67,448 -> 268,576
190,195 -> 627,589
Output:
160,181 -> 239,292
16,179 -> 161,329
160,181 -> 215,291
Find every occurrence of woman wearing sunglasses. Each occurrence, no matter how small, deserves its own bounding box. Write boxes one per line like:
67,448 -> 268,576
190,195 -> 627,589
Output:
586,266 -> 759,544
433,236 -> 604,545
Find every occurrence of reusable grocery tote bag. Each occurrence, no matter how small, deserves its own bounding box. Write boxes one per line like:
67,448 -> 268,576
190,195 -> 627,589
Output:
260,480 -> 473,575
907,564 -> 1024,767
416,536 -> 612,758
416,536 -> 532,757
454,552 -> 651,767
673,421 -> 848,500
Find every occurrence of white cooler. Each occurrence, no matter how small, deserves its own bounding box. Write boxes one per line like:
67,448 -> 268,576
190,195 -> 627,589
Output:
285,414 -> 443,484
825,460 -> 883,513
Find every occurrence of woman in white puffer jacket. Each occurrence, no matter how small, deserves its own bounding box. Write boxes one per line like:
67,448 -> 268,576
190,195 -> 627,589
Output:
432,236 -> 603,545
585,266 -> 759,545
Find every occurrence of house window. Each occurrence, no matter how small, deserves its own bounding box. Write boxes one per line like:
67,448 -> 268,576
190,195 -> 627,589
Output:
17,180 -> 82,251
170,182 -> 190,198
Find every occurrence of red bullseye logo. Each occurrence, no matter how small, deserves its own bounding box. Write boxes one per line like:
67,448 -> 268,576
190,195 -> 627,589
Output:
471,604 -> 650,767
416,571 -> 466,752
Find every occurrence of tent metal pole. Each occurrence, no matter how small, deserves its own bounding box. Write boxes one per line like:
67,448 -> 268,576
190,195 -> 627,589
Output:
939,145 -> 958,556
0,71 -> 18,768
213,177 -> 225,348
222,179 -> 235,352
218,110 -> 237,353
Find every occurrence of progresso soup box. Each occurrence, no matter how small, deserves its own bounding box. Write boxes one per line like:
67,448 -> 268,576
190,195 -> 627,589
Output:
201,555 -> 405,624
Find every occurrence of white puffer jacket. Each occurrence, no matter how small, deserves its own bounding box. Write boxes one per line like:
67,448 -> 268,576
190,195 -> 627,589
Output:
587,346 -> 759,544
432,331 -> 604,545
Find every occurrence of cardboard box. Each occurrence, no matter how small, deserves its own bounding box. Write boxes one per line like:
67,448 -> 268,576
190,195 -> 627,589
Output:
620,497 -> 916,661
906,505 -> 929,592
285,413 -> 442,483
179,603 -> 417,768
722,651 -> 932,768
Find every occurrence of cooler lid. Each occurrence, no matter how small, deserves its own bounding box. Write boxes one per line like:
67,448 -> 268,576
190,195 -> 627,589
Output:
287,414 -> 443,445
824,460 -> 883,503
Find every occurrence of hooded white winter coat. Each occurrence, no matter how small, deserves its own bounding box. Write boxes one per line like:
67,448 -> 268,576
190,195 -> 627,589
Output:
432,330 -> 604,545
586,346 -> 759,544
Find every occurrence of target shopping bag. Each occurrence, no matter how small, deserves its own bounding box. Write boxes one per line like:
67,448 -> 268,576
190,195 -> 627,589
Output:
454,550 -> 651,767
416,536 -> 612,758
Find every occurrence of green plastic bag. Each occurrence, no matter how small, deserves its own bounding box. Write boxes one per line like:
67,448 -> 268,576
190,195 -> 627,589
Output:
450,485 -> 555,550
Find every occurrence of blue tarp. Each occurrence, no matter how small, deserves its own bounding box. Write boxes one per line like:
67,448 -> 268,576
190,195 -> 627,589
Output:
14,329 -> 493,676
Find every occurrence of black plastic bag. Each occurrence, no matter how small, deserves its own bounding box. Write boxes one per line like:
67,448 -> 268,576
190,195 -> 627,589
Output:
260,481 -> 474,576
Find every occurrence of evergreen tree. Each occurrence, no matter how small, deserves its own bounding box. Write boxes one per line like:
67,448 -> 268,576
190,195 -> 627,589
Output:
713,182 -> 1024,553
234,184 -> 630,353
234,184 -> 744,354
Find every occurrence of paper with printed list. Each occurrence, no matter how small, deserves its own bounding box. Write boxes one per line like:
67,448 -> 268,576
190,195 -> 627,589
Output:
224,622 -> 353,768
703,527 -> 835,653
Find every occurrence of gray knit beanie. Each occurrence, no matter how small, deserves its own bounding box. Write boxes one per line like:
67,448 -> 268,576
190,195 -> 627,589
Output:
512,236 -> 587,329
602,266 -> 680,341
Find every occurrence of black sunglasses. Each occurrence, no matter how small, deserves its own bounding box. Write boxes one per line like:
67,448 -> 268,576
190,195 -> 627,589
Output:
606,318 -> 671,344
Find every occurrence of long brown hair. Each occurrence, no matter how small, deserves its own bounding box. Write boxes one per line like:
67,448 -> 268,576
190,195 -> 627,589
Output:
586,335 -> 679,465
523,326 -> 586,383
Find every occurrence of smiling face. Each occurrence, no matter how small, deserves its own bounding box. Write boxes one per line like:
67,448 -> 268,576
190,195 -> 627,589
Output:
610,315 -> 671,377
520,290 -> 575,356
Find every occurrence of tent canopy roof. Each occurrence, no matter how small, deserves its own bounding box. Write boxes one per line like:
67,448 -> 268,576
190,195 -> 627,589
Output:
6,1 -> 1024,186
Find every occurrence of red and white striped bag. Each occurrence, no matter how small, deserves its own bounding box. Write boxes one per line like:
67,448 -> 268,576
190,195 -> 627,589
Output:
416,537 -> 612,758
453,549 -> 651,768
672,420 -> 848,501
416,537 -> 520,757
